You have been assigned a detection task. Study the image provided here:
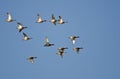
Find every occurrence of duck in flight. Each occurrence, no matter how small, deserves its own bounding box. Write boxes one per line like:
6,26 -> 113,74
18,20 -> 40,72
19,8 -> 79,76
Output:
17,22 -> 27,32
36,14 -> 47,23
56,51 -> 66,58
44,37 -> 54,47
6,12 -> 16,22
73,47 -> 83,54
27,56 -> 37,64
58,16 -> 68,24
49,14 -> 57,25
69,36 -> 80,44
23,32 -> 32,41
58,47 -> 68,52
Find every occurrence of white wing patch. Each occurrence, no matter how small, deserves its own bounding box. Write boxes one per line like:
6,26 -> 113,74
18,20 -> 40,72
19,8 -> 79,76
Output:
37,16 -> 42,22
24,36 -> 28,40
7,13 -> 12,21
72,40 -> 75,44
18,25 -> 23,30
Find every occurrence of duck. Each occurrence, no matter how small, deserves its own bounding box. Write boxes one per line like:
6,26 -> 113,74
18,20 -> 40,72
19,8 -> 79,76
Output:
49,14 -> 57,25
58,47 -> 68,52
23,32 -> 32,41
27,56 -> 37,64
56,51 -> 65,58
58,16 -> 68,24
36,14 -> 47,23
17,22 -> 27,32
6,12 -> 16,22
69,36 -> 79,44
73,47 -> 83,54
44,36 -> 54,47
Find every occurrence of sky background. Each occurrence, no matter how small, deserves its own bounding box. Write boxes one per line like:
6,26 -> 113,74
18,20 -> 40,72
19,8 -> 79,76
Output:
0,0 -> 120,79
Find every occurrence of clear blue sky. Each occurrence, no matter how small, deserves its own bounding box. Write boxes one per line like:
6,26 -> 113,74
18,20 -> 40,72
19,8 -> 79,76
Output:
0,0 -> 120,79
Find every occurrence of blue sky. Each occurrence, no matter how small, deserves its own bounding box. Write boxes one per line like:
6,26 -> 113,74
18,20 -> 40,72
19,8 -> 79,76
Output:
0,0 -> 120,79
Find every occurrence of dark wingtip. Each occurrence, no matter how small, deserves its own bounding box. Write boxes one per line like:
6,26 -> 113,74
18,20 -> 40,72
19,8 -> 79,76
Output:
37,13 -> 39,16
80,47 -> 83,49
52,44 -> 54,45
7,12 -> 9,14
24,27 -> 28,28
19,30 -> 21,32
44,20 -> 47,22
34,57 -> 37,59
23,32 -> 25,34
76,36 -> 80,38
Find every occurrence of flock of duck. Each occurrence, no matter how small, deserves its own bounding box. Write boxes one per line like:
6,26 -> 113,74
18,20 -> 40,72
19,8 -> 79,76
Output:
6,12 -> 83,64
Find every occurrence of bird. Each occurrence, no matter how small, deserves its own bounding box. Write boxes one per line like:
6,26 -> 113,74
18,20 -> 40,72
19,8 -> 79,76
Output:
58,47 -> 68,52
69,36 -> 80,44
58,16 -> 68,24
49,14 -> 57,25
73,47 -> 83,54
56,51 -> 66,58
17,22 -> 27,32
36,14 -> 47,23
27,56 -> 37,64
23,32 -> 32,41
6,12 -> 16,22
44,36 -> 54,47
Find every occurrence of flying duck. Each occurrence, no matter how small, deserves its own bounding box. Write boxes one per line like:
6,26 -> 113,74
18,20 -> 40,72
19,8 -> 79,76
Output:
23,32 -> 32,41
69,36 -> 80,44
36,14 -> 47,23
49,14 -> 57,25
73,47 -> 83,54
17,22 -> 27,32
44,37 -> 54,47
58,16 -> 68,24
27,56 -> 37,64
6,12 -> 16,22
56,51 -> 65,58
58,47 -> 68,52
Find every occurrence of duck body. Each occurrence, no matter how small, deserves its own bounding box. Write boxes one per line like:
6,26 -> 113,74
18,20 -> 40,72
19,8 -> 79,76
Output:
23,32 -> 32,41
58,47 -> 68,52
56,51 -> 65,58
36,14 -> 47,23
6,12 -> 16,22
27,56 -> 37,64
44,37 -> 54,47
58,16 -> 67,24
17,22 -> 27,32
49,14 -> 57,25
69,36 -> 80,44
73,47 -> 83,54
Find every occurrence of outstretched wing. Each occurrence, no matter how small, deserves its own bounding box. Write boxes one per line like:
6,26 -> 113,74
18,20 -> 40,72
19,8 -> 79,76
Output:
60,52 -> 64,58
30,59 -> 34,64
37,14 -> 42,22
17,22 -> 23,26
27,56 -> 37,64
7,12 -> 12,20
23,32 -> 28,37
52,14 -> 55,19
72,40 -> 75,44
46,37 -> 49,44
53,22 -> 56,25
